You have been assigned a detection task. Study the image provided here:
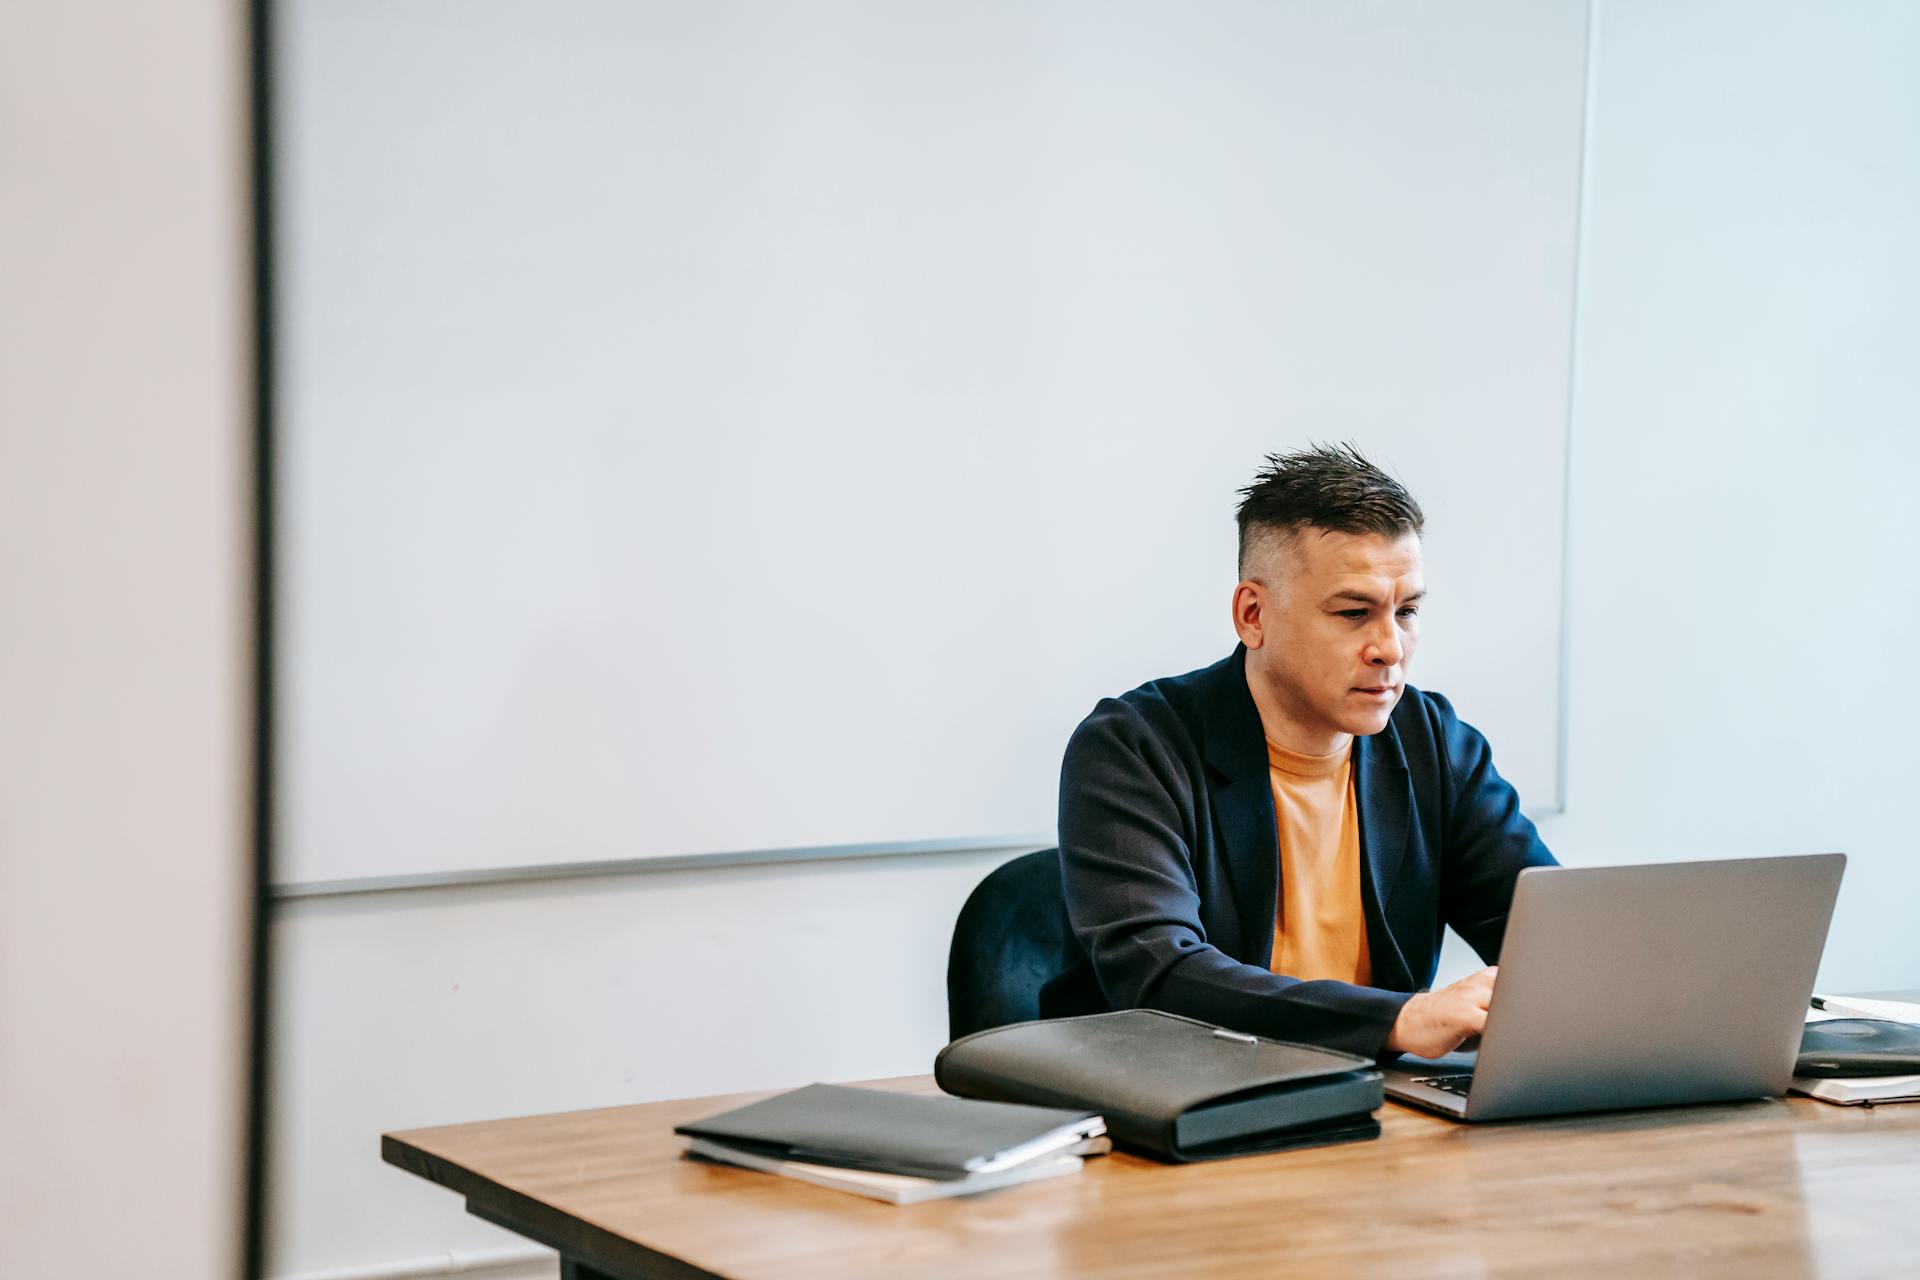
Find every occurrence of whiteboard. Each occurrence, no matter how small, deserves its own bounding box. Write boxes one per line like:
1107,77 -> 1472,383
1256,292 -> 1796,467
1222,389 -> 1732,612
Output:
278,0 -> 1587,884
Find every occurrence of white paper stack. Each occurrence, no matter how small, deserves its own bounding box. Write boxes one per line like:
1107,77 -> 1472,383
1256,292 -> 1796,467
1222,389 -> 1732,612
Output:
684,1134 -> 1107,1204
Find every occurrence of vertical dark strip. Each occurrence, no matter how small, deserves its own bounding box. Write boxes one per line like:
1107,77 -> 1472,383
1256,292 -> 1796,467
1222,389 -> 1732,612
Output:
243,0 -> 275,1273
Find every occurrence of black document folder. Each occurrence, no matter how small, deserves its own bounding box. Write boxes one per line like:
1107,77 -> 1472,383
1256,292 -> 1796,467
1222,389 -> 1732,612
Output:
674,1083 -> 1102,1180
935,1010 -> 1384,1161
1797,1018 -> 1920,1076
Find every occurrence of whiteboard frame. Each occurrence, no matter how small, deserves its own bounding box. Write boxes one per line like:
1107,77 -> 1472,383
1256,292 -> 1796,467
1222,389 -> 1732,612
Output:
269,0 -> 1597,898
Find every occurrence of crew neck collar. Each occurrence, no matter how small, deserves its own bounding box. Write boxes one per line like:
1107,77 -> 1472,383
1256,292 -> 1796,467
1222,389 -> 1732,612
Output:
1265,736 -> 1352,778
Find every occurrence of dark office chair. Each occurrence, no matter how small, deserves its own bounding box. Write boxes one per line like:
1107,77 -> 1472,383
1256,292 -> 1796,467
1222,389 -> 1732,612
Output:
945,847 -> 1108,1041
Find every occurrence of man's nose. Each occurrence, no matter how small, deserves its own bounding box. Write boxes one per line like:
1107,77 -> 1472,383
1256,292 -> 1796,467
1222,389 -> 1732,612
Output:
1365,619 -> 1403,667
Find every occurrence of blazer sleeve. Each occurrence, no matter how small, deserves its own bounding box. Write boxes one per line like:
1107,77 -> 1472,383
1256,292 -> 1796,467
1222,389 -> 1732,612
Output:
1058,697 -> 1413,1058
1426,691 -> 1560,962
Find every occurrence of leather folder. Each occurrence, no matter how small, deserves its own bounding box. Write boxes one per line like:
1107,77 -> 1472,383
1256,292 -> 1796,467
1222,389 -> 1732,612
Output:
1797,1018 -> 1920,1076
673,1083 -> 1103,1180
934,1009 -> 1384,1161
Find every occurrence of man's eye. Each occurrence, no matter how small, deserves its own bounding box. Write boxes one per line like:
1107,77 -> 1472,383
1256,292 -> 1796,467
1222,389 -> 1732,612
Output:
1398,606 -> 1421,619
1337,609 -> 1367,620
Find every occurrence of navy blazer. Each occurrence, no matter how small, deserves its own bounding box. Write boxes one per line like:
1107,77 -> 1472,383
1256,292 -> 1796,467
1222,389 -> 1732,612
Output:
1052,645 -> 1556,1058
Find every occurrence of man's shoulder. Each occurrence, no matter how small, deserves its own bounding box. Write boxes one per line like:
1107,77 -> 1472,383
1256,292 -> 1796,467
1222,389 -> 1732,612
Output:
1110,651 -> 1233,717
1067,650 -> 1239,759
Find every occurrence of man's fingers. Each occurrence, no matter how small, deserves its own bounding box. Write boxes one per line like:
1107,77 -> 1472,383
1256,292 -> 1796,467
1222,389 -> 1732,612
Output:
1475,967 -> 1499,1008
1451,968 -> 1498,999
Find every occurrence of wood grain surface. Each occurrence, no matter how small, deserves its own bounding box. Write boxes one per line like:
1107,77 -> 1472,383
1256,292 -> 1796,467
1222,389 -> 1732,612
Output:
386,1070 -> 1920,1279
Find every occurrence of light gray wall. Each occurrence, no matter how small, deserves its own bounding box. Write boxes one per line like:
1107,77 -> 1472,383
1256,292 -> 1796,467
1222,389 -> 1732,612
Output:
266,2 -> 1920,1276
0,0 -> 253,1275
269,849 -> 1008,1275
1481,0 -> 1919,985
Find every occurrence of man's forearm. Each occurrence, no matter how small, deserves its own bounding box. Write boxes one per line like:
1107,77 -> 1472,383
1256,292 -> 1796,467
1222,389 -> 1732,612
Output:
1141,952 -> 1418,1058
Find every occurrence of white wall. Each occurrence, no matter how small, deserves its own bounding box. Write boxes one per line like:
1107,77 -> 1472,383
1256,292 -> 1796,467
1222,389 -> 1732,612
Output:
268,849 -> 1010,1275
1474,0 -> 1920,986
0,0 -> 253,1275
266,2 -> 1920,1276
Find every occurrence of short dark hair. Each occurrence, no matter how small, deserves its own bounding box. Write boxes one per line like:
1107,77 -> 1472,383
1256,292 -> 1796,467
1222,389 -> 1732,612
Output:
1235,443 -> 1424,578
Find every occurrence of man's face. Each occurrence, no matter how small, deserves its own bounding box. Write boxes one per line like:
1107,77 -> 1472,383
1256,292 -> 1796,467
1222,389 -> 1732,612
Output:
1238,527 -> 1425,747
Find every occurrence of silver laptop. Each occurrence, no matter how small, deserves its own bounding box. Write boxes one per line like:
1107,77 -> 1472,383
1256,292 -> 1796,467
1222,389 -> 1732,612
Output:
1383,853 -> 1844,1122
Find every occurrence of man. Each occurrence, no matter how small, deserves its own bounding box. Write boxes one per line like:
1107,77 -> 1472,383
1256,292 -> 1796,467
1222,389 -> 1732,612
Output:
1052,444 -> 1556,1059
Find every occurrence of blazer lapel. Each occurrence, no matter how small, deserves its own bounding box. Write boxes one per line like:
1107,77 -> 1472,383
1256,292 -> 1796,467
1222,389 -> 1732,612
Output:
1353,725 -> 1414,990
1195,648 -> 1279,966
1194,648 -> 1419,988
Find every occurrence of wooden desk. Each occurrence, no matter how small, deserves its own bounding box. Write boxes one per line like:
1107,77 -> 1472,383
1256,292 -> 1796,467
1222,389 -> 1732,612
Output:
386,1070 -> 1920,1279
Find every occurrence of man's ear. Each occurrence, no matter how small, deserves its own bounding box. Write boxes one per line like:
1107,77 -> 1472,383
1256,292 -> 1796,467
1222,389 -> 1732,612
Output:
1231,580 -> 1266,650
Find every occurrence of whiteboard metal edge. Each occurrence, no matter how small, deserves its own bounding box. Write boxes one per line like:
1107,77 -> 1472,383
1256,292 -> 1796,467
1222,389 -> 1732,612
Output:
271,833 -> 1057,900
271,790 -> 1564,899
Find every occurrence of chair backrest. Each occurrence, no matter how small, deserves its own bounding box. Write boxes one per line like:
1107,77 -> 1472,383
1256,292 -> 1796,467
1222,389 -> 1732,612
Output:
946,847 -> 1087,1041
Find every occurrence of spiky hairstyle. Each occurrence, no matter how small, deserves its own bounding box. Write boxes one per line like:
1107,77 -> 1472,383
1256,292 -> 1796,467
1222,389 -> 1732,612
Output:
1235,443 -> 1424,578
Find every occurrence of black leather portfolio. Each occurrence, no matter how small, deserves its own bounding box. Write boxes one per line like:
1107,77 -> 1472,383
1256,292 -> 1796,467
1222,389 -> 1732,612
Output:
674,1083 -> 1102,1180
934,1010 -> 1384,1161
1797,1018 -> 1920,1076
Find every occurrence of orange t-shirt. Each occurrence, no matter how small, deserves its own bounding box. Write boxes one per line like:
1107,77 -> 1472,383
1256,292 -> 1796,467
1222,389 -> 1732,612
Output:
1266,738 -> 1372,985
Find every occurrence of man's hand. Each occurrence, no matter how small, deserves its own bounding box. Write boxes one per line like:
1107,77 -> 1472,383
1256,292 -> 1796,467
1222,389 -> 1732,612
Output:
1386,967 -> 1498,1058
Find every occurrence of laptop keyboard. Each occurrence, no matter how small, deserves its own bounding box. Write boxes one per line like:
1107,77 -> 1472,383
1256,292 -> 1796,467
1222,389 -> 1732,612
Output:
1414,1074 -> 1474,1098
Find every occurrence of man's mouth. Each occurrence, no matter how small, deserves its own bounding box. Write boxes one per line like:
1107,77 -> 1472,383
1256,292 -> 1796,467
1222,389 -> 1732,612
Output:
1352,685 -> 1398,698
